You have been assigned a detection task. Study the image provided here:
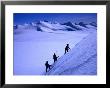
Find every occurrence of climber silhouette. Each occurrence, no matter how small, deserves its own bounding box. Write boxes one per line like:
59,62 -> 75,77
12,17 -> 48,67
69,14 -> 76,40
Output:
53,53 -> 59,63
65,44 -> 70,54
45,61 -> 51,72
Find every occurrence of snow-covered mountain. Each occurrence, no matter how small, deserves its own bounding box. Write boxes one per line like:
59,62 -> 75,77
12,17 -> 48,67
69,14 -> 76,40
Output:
78,22 -> 88,28
62,22 -> 82,30
14,21 -> 97,33
46,31 -> 97,75
37,21 -> 77,32
89,22 -> 97,27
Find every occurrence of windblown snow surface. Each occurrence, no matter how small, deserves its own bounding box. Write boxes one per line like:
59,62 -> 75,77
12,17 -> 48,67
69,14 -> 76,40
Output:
46,31 -> 97,75
14,21 -> 97,75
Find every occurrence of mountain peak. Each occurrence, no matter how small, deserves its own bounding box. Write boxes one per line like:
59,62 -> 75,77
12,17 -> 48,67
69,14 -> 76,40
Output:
89,22 -> 97,27
78,22 -> 88,28
62,22 -> 81,30
14,20 -> 97,32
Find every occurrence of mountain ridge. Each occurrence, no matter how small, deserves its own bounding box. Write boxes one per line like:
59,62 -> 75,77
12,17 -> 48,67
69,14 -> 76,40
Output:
14,21 -> 97,32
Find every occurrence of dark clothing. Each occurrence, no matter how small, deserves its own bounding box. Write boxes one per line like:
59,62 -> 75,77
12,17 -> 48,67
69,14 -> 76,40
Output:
45,61 -> 51,72
65,44 -> 70,54
53,53 -> 59,63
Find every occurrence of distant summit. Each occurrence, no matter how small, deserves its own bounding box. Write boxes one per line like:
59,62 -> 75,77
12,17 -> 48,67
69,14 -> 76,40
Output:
89,22 -> 97,27
78,22 -> 88,28
14,20 -> 97,32
62,22 -> 81,30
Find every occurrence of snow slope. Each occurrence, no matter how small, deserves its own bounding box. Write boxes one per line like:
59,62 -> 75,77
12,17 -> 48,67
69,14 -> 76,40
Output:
14,31 -> 88,75
46,31 -> 97,75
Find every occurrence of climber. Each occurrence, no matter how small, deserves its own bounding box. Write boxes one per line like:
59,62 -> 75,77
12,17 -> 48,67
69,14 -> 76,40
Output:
65,44 -> 70,54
